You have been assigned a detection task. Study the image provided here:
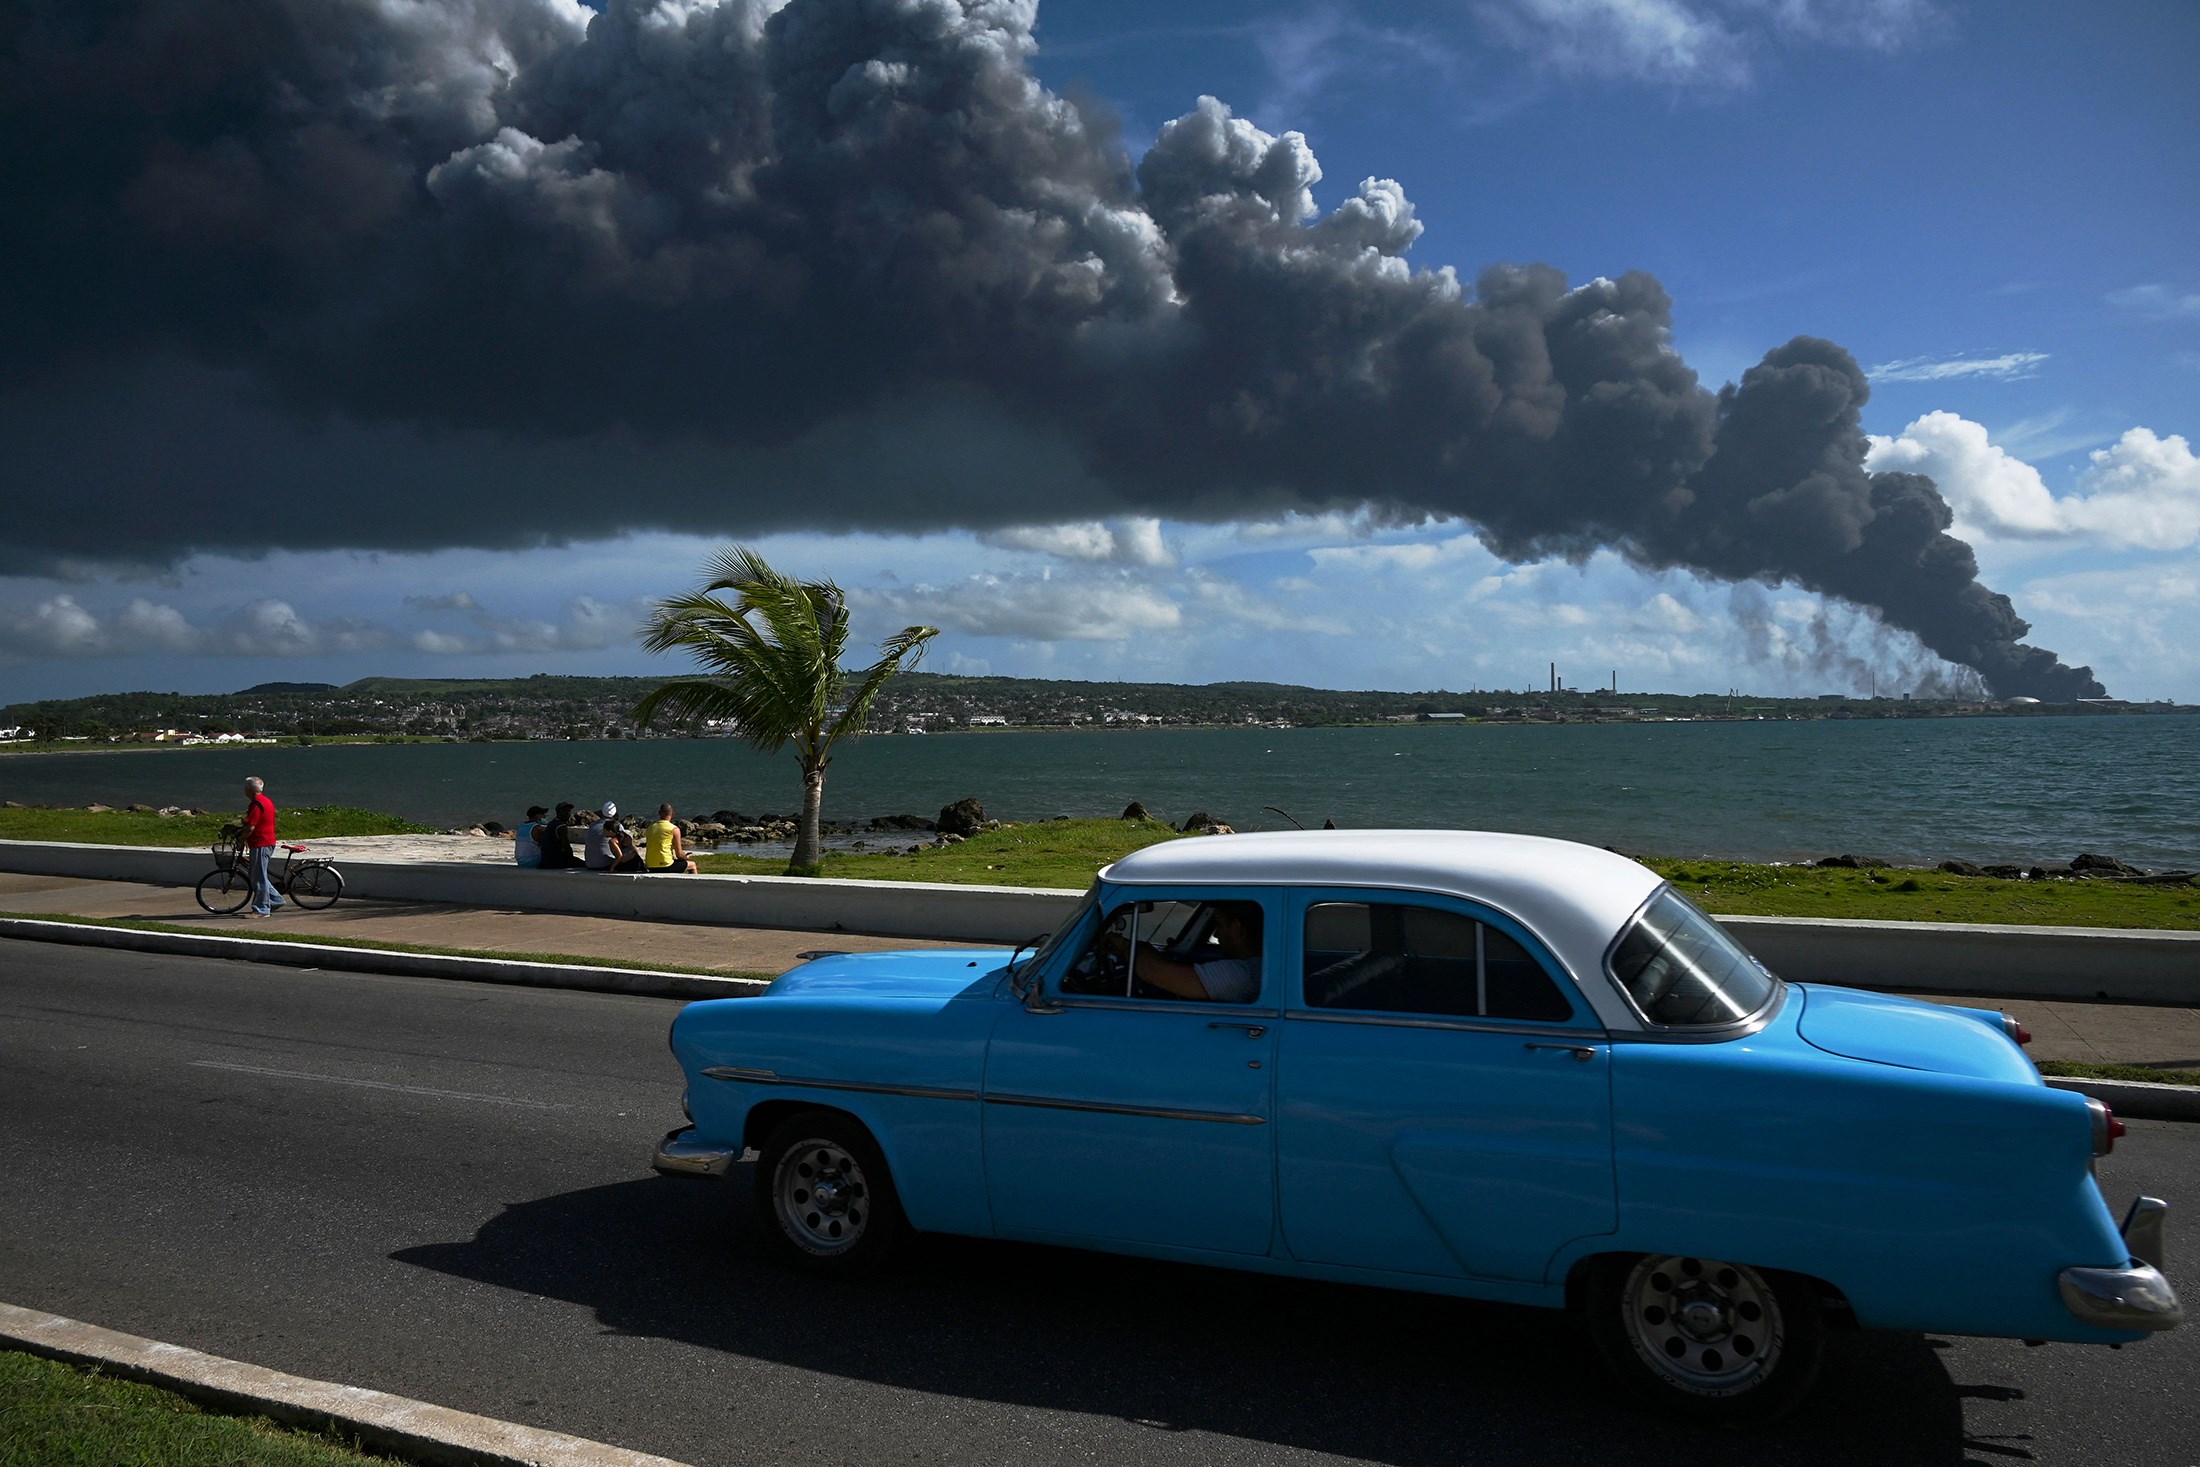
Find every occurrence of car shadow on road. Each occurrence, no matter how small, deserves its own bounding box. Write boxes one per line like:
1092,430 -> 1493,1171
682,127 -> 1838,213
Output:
394,1170 -> 2002,1466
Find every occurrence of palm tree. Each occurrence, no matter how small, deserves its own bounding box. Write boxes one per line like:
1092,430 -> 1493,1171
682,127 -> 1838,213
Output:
634,547 -> 939,876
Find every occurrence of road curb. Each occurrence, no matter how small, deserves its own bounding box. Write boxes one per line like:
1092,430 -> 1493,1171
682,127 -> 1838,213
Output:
2044,1075 -> 2200,1123
0,1302 -> 692,1467
0,916 -> 768,1001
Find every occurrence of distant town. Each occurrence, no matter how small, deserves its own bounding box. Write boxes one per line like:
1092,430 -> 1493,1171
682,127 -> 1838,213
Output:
0,671 -> 2189,749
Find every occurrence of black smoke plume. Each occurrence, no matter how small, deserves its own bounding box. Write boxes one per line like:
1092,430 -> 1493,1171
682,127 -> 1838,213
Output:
0,0 -> 2103,699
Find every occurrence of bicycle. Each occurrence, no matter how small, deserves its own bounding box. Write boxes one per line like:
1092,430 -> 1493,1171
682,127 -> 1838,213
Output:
196,826 -> 346,915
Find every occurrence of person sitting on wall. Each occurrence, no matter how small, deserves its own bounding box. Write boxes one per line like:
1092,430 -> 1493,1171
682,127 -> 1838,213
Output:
645,803 -> 700,874
513,805 -> 548,869
537,803 -> 584,870
585,801 -> 646,873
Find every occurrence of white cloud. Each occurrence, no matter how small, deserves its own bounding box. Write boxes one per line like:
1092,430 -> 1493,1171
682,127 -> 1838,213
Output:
403,592 -> 626,654
977,518 -> 1175,567
1867,412 -> 2200,550
1473,0 -> 1940,86
1307,531 -> 1494,574
855,573 -> 1184,641
1865,351 -> 2048,383
2107,284 -> 2200,321
0,596 -> 392,662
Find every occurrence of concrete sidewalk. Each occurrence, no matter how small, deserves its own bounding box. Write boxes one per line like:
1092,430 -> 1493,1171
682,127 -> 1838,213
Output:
2,871 -> 2195,1072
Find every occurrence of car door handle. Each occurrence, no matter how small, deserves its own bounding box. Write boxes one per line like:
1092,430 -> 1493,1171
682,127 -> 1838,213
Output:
1524,1042 -> 1599,1062
1209,1022 -> 1268,1038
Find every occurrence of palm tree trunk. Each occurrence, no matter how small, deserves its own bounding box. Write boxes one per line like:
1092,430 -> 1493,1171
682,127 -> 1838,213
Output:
788,762 -> 826,875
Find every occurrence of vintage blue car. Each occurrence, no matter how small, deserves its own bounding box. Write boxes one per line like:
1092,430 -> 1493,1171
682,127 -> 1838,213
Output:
652,830 -> 2180,1421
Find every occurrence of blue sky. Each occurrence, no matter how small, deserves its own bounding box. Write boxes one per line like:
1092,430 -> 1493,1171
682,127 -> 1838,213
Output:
2,0 -> 2194,704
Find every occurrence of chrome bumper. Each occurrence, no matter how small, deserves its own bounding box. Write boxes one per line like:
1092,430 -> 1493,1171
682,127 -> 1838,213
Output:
651,1126 -> 736,1178
2060,1195 -> 2183,1333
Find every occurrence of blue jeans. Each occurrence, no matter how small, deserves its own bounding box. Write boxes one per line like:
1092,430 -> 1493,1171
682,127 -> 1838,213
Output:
249,846 -> 285,915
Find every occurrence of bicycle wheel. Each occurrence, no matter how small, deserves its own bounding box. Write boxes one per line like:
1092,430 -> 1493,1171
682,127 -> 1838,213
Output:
196,867 -> 253,915
287,863 -> 344,910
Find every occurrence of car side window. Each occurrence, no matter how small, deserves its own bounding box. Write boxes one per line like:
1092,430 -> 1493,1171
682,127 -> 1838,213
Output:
1058,899 -> 1263,1004
1302,900 -> 1572,1023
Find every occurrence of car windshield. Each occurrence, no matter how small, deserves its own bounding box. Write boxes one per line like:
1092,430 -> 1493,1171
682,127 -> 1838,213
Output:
1016,883 -> 1099,978
1608,887 -> 1779,1027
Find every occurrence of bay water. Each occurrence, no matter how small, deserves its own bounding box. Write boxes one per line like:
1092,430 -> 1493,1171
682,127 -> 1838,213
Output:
3,716 -> 2194,868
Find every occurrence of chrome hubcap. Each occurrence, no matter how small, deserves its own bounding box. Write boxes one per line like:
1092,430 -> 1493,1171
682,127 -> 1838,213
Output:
775,1140 -> 868,1254
1623,1255 -> 1784,1397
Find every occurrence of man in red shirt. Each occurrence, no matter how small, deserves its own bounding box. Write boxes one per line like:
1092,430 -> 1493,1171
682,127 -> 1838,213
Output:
241,776 -> 283,917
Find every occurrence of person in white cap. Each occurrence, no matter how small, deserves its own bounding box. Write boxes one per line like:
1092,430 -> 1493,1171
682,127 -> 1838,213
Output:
584,801 -> 644,872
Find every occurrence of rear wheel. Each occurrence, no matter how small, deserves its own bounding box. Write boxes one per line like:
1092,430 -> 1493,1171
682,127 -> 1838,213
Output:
1581,1253 -> 1824,1425
287,863 -> 343,909
195,867 -> 252,915
752,1110 -> 906,1277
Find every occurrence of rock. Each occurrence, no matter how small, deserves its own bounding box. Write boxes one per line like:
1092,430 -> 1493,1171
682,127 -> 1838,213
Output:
870,813 -> 935,831
85,803 -> 113,813
691,822 -> 727,842
1121,801 -> 1153,822
936,796 -> 988,838
2028,866 -> 2050,881
481,820 -> 509,837
1983,864 -> 2026,879
939,833 -> 965,844
709,810 -> 744,827
1197,822 -> 1237,836
1179,810 -> 1218,833
126,803 -> 155,813
2070,852 -> 2143,877
1937,860 -> 1985,877
157,806 -> 190,818
1815,853 -> 1888,869
465,826 -> 489,837
1322,818 -> 1338,830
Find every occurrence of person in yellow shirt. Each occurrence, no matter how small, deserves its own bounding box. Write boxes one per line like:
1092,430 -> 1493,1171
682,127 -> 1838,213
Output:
645,804 -> 699,874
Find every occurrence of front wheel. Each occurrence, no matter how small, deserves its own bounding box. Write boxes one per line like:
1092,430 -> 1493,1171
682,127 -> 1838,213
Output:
752,1110 -> 906,1277
287,863 -> 343,909
1580,1254 -> 1825,1425
195,867 -> 252,915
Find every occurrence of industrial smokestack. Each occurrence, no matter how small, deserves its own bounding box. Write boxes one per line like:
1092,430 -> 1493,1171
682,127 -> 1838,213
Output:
0,0 -> 2104,699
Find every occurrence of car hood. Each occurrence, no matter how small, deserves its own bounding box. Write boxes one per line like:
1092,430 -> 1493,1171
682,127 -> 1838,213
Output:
1794,984 -> 2038,1084
765,947 -> 1008,1007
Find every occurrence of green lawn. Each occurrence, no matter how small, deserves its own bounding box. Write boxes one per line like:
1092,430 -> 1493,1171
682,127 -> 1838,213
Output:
1652,859 -> 2200,930
8,806 -> 2194,929
0,1351 -> 404,1466
0,805 -> 432,848
696,818 -> 2200,929
695,817 -> 1189,889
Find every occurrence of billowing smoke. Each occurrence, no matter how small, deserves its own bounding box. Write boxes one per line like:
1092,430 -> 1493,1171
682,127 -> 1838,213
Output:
0,0 -> 2102,698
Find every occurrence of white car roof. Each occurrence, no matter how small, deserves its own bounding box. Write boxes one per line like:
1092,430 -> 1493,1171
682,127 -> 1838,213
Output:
1102,830 -> 1664,1024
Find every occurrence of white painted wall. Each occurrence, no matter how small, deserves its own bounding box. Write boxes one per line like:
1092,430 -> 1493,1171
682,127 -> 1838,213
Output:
0,840 -> 2191,1003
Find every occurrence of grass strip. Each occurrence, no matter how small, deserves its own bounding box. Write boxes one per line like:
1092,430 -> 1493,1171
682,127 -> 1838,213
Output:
0,911 -> 775,983
0,1350 -> 404,1467
0,805 -> 433,848
2035,1060 -> 2200,1089
11,810 -> 2198,929
700,819 -> 2200,930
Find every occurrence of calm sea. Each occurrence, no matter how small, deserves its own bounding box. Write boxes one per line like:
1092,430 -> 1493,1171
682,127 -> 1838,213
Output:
3,716 -> 2195,868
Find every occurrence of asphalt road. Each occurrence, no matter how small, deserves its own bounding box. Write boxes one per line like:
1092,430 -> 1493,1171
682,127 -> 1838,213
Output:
3,939 -> 2195,1467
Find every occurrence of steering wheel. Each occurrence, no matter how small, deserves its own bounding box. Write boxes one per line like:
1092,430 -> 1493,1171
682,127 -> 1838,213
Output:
1060,939 -> 1127,996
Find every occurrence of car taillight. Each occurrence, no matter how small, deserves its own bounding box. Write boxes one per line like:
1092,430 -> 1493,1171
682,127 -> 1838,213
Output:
2001,1014 -> 2033,1047
2088,1098 -> 2125,1155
